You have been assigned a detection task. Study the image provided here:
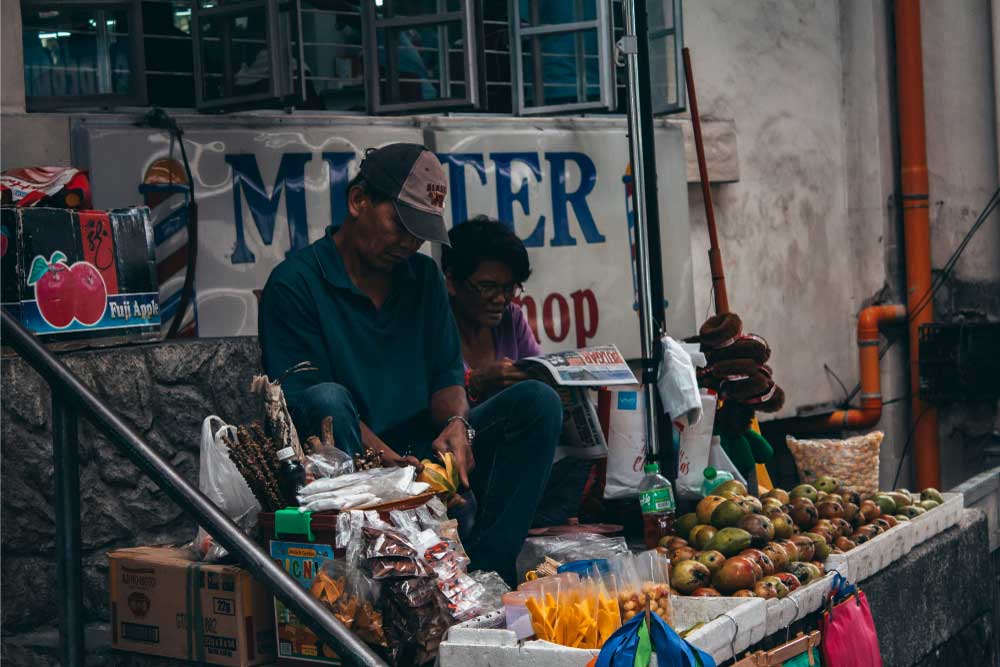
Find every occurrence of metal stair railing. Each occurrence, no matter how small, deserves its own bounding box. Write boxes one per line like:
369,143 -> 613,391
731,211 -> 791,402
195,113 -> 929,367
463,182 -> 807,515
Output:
1,310 -> 388,667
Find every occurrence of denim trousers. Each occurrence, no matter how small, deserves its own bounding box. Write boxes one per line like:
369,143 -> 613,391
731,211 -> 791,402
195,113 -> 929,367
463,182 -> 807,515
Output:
290,379 -> 563,584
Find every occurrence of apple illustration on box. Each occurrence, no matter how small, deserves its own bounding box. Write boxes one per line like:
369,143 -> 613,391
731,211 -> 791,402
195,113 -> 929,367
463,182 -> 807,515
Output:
27,251 -> 108,328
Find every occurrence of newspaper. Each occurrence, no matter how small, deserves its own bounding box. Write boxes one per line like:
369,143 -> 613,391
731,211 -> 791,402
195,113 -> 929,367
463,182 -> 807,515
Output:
516,345 -> 638,460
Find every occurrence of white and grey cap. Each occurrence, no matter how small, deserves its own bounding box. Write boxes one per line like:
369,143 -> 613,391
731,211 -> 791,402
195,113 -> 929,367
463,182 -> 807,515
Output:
358,143 -> 450,245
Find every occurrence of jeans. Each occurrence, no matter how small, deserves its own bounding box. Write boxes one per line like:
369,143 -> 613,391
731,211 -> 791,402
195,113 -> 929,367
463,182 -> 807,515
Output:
289,380 -> 563,584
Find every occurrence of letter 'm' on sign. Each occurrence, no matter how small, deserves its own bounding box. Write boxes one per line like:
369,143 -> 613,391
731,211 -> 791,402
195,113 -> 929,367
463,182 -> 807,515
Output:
438,153 -> 487,228
490,153 -> 545,247
546,152 -> 605,246
227,153 -> 311,264
323,152 -> 355,229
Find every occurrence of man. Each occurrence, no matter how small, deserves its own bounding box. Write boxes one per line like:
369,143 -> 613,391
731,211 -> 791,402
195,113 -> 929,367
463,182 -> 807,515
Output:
258,143 -> 562,583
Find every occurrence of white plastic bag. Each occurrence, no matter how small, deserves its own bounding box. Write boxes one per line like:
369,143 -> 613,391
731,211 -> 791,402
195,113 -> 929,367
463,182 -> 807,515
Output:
657,336 -> 703,428
602,385 -> 647,499
708,435 -> 748,486
675,391 -> 718,501
191,415 -> 261,561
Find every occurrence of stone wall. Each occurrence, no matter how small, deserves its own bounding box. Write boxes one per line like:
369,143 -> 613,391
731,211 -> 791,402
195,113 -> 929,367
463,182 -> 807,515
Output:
1,337 -> 262,665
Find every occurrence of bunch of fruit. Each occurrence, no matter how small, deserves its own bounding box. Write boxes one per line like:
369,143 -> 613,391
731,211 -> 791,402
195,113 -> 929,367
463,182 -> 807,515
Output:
659,478 -> 944,599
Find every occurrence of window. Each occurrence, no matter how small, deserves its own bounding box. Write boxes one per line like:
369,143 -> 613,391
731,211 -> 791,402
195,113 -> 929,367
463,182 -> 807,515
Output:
19,0 -> 683,115
510,0 -> 615,115
22,0 -> 147,110
361,0 -> 480,113
646,0 -> 684,114
191,0 -> 292,109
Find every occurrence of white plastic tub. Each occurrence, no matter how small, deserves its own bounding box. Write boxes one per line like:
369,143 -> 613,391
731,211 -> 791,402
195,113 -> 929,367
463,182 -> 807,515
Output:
764,571 -> 841,635
902,492 -> 964,552
826,520 -> 912,583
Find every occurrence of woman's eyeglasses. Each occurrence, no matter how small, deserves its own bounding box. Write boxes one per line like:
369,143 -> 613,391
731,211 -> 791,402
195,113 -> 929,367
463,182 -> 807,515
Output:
466,279 -> 523,300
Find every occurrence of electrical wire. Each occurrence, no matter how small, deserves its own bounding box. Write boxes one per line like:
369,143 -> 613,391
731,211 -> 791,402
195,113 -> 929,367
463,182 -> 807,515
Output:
892,405 -> 932,489
824,363 -> 851,406
830,187 -> 1000,408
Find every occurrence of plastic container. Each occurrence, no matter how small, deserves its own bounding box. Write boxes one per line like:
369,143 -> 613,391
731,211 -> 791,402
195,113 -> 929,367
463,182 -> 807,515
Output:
556,559 -> 610,578
508,572 -> 581,641
700,466 -> 734,497
638,462 -> 676,548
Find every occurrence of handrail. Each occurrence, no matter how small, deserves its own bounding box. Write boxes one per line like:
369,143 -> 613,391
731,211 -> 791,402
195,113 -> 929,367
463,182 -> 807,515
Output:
1,310 -> 387,667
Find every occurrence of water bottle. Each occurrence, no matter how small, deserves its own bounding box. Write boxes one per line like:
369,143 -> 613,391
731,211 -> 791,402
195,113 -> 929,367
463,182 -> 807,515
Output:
638,463 -> 676,548
700,466 -> 735,497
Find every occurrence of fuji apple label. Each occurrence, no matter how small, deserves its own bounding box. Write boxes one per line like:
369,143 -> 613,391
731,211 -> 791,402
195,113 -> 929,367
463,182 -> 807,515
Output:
27,252 -> 108,328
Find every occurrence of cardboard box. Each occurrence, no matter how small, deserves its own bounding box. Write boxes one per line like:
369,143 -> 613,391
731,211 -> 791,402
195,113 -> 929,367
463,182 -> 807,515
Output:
108,546 -> 275,666
1,206 -> 160,349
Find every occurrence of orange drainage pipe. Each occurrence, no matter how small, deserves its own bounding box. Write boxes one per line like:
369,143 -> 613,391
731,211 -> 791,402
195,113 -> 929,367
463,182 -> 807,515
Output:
895,0 -> 941,489
801,305 -> 907,431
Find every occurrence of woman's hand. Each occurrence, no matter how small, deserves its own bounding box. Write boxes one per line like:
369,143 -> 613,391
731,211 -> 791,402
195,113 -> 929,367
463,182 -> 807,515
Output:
470,358 -> 529,398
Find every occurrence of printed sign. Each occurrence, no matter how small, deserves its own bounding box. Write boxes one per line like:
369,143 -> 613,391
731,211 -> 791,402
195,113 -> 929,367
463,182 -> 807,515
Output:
75,116 -> 695,356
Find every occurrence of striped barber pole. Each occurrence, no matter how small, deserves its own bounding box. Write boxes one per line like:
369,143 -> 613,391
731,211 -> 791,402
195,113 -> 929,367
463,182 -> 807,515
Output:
141,158 -> 197,338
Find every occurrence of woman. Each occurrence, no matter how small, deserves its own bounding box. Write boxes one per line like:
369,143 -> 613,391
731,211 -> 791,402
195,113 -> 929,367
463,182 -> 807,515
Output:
441,216 -> 538,398
442,216 -> 591,526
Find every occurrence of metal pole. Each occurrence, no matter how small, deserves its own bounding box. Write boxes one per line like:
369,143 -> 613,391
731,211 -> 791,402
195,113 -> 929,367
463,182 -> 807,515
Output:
620,0 -> 663,455
53,396 -> 85,667
1,312 -> 387,667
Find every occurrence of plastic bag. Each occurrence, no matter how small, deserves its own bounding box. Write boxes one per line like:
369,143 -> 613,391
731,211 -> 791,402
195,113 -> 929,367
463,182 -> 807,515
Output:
820,573 -> 883,666
675,391 -> 719,501
305,448 -> 354,480
601,385 -> 647,499
296,465 -> 428,510
707,435 -> 748,486
786,431 -> 883,496
190,415 -> 260,561
595,610 -> 717,667
657,337 -> 703,428
516,533 -> 630,583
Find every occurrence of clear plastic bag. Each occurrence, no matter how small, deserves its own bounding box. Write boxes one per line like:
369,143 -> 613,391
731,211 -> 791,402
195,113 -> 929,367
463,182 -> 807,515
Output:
189,415 -> 261,562
786,431 -> 883,496
304,447 -> 354,480
609,551 -> 672,627
516,533 -> 630,583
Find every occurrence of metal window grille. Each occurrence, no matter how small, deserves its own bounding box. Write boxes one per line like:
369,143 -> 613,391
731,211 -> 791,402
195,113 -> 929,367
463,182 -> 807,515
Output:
22,0 -> 147,110
191,0 -> 305,110
509,0 -> 614,115
360,0 -> 480,113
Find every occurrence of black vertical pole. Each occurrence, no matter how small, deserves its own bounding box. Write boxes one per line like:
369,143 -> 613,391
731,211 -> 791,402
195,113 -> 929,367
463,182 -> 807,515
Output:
52,395 -> 84,666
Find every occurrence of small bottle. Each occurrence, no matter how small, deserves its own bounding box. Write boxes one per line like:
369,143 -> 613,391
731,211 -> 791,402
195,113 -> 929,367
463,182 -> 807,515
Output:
638,462 -> 677,548
276,447 -> 306,507
700,466 -> 735,497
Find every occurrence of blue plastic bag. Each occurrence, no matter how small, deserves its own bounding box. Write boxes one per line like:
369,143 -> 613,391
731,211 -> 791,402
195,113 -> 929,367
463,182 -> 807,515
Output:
595,611 -> 717,667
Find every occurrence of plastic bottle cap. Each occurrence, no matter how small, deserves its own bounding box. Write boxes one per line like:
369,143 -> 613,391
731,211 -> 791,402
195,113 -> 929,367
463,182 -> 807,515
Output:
276,447 -> 296,461
704,466 -> 717,480
643,463 -> 660,474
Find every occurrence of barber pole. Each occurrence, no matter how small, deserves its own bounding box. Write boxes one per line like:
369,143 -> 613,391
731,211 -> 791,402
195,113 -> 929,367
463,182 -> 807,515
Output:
140,158 -> 198,337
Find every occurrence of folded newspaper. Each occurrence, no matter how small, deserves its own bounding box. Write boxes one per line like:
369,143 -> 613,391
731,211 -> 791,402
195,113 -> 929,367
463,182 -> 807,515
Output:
516,345 -> 638,460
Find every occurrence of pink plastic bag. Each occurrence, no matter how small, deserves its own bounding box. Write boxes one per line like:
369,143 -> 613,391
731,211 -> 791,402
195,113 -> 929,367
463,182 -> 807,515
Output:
820,589 -> 882,667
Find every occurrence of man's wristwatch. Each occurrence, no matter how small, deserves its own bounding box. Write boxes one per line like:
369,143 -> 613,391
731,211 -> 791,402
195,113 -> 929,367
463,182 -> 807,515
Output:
447,415 -> 476,445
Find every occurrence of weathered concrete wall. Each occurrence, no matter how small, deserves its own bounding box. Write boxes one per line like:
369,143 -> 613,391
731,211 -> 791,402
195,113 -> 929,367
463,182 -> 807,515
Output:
1,338 -> 262,666
1,0 -> 25,113
681,1 -> 858,417
683,0 -> 999,490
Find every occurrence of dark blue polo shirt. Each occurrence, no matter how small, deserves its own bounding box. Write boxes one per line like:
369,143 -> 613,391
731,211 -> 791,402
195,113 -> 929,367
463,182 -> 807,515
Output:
258,229 -> 464,442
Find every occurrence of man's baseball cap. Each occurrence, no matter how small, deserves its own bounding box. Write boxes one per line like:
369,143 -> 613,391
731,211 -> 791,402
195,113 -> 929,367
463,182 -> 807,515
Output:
358,143 -> 450,245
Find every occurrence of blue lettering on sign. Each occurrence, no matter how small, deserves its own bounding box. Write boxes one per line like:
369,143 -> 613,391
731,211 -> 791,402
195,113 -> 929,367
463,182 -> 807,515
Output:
490,152 -> 546,247
227,153 -> 312,264
438,153 -> 487,228
618,391 -> 638,411
224,149 -> 606,263
322,152 -> 355,229
546,152 -> 605,246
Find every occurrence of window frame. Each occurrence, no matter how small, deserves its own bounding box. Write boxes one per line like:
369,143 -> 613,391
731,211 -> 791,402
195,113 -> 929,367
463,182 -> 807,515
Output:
647,0 -> 685,115
509,0 -> 615,116
360,0 -> 481,114
22,0 -> 148,111
190,0 -> 289,111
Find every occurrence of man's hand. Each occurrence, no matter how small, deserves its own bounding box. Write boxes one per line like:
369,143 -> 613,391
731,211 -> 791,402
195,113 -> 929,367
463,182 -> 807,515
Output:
378,447 -> 423,471
471,358 -> 528,398
432,419 -> 475,488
